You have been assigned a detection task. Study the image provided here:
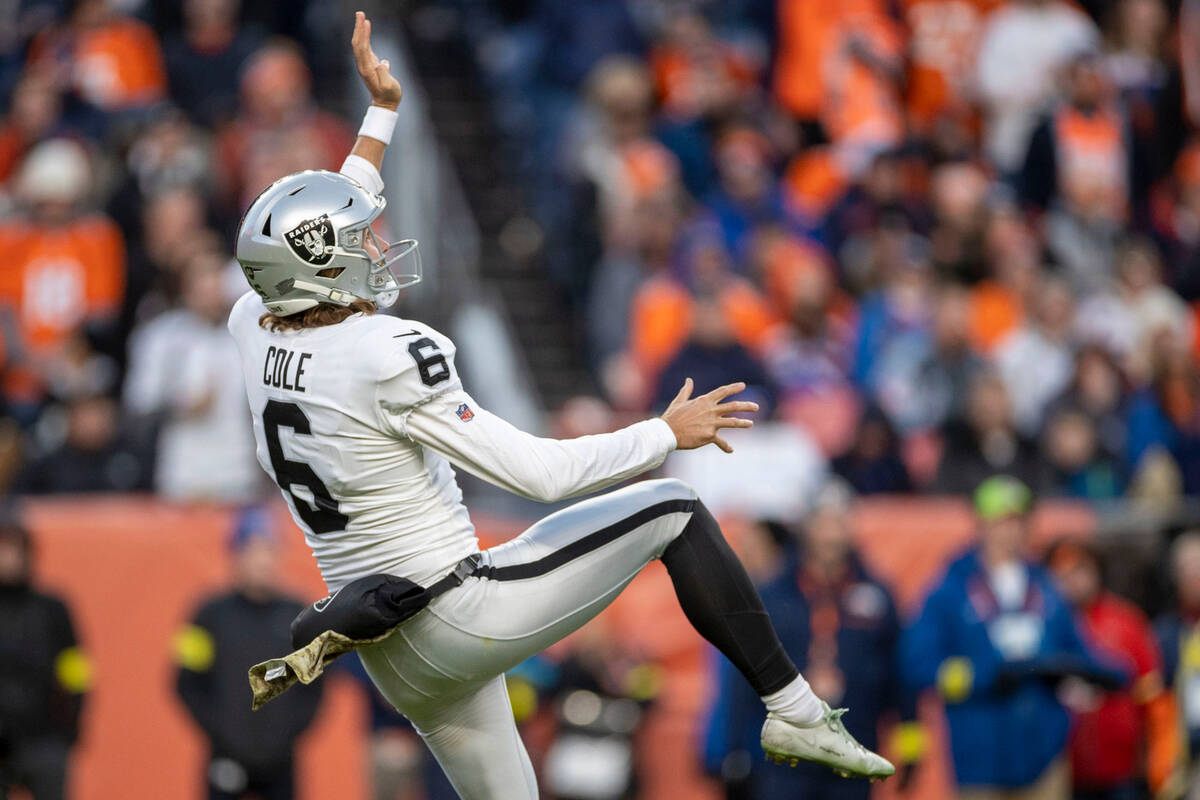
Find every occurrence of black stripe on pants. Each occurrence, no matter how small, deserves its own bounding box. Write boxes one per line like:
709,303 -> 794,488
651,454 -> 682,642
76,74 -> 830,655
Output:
473,499 -> 696,581
473,495 -> 798,697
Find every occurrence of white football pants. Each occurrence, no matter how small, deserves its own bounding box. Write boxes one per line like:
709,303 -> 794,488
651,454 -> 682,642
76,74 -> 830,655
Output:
358,478 -> 699,800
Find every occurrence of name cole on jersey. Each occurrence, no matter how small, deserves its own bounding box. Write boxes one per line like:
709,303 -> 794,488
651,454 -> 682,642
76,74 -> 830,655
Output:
263,345 -> 313,393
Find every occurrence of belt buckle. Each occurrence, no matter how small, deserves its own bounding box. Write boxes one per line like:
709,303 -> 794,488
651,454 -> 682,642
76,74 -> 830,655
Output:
451,553 -> 481,583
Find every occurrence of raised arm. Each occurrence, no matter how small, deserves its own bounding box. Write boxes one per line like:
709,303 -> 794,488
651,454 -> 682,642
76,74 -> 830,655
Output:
403,379 -> 757,503
340,11 -> 403,193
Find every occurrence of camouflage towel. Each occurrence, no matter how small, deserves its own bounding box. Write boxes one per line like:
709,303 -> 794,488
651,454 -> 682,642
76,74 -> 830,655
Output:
247,628 -> 391,710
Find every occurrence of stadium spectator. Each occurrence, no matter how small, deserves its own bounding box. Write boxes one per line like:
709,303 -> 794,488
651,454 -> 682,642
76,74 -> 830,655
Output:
928,161 -> 991,284
933,372 -> 1044,494
1157,532 -> 1200,798
29,0 -> 166,113
1105,0 -> 1170,110
850,230 -> 934,390
1163,140 -> 1200,301
824,150 -> 930,274
586,181 -> 686,376
821,9 -> 905,177
833,406 -> 912,494
901,0 -> 1000,134
164,0 -> 266,126
1045,345 -> 1129,468
0,518 -> 90,800
773,0 -> 904,176
704,480 -> 919,799
109,118 -> 216,341
650,8 -> 756,126
967,207 -> 1040,354
124,248 -> 258,502
994,275 -> 1077,436
703,127 -> 787,263
1045,538 -> 1183,800
125,187 -> 214,312
215,39 -> 352,212
0,138 -> 124,393
758,235 -> 860,452
0,68 -> 64,186
1076,238 -> 1193,382
174,508 -> 322,800
652,294 -> 777,415
559,58 -> 666,298
532,0 -> 642,93
16,392 -> 150,494
1020,49 -> 1127,220
902,476 -> 1126,800
1040,406 -> 1122,499
626,224 -> 778,397
1104,0 -> 1170,213
0,2 -> 63,102
976,0 -> 1100,174
1022,50 -> 1132,291
1181,1 -> 1200,133
117,111 -> 213,210
1124,343 -> 1200,496
873,282 -> 984,434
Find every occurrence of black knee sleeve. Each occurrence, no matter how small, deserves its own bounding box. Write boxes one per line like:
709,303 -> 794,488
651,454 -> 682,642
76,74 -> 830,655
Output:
661,501 -> 799,696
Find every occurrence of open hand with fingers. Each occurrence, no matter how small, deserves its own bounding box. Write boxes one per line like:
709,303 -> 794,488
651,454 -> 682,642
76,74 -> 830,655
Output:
352,10 -> 402,110
660,378 -> 757,453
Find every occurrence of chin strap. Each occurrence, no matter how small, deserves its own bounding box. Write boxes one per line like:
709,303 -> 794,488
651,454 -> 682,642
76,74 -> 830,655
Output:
289,279 -> 362,307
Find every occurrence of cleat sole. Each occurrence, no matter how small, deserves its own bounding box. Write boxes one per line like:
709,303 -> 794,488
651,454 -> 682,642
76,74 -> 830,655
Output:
763,749 -> 890,781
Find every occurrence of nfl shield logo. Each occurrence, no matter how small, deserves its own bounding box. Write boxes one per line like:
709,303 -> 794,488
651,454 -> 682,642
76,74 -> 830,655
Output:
456,403 -> 475,422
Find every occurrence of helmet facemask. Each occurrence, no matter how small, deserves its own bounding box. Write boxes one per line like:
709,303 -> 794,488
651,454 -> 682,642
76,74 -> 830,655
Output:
341,223 -> 422,310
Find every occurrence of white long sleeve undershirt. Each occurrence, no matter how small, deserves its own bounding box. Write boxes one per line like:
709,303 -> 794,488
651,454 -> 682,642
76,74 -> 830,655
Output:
403,388 -> 678,503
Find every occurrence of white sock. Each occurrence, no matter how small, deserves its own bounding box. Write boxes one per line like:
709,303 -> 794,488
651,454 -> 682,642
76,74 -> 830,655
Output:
761,673 -> 824,725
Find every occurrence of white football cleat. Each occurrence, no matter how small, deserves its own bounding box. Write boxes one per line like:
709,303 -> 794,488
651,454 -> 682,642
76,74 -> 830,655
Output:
761,701 -> 896,781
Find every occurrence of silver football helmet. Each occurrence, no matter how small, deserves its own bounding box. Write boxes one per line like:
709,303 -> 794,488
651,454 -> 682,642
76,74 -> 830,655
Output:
235,169 -> 421,316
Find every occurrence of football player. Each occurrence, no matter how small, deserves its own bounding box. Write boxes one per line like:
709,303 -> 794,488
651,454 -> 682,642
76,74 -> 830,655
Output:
228,12 -> 894,799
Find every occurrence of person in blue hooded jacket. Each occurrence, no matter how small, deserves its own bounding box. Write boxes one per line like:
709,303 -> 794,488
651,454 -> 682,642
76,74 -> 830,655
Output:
902,476 -> 1127,800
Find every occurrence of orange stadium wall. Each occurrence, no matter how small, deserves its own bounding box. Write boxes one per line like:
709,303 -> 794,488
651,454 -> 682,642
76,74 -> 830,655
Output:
22,495 -> 1096,800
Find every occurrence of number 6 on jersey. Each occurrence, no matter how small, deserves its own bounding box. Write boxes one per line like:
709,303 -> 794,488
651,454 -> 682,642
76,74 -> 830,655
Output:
261,399 -> 349,534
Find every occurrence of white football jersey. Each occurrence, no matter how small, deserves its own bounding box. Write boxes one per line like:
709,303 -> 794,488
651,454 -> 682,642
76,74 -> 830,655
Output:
228,291 -> 677,591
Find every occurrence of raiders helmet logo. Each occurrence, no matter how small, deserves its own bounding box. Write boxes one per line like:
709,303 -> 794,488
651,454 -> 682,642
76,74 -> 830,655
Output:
285,215 -> 335,265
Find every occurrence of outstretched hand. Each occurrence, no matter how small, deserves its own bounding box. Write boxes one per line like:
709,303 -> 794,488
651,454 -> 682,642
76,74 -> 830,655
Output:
352,11 -> 402,110
660,379 -> 757,453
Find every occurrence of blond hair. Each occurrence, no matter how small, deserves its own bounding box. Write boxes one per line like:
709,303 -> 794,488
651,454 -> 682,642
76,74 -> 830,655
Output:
258,300 -> 376,332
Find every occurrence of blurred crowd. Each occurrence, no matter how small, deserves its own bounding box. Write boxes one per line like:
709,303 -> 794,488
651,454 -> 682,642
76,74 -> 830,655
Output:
703,475 -> 1188,800
457,0 -> 1200,505
0,0 -> 1196,502
0,0 -> 354,501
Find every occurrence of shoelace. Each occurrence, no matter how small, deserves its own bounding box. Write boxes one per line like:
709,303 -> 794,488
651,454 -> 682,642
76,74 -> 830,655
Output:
824,707 -> 872,757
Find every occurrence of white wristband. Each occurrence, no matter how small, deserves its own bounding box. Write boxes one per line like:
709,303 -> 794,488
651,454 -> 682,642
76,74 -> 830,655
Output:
359,105 -> 398,145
